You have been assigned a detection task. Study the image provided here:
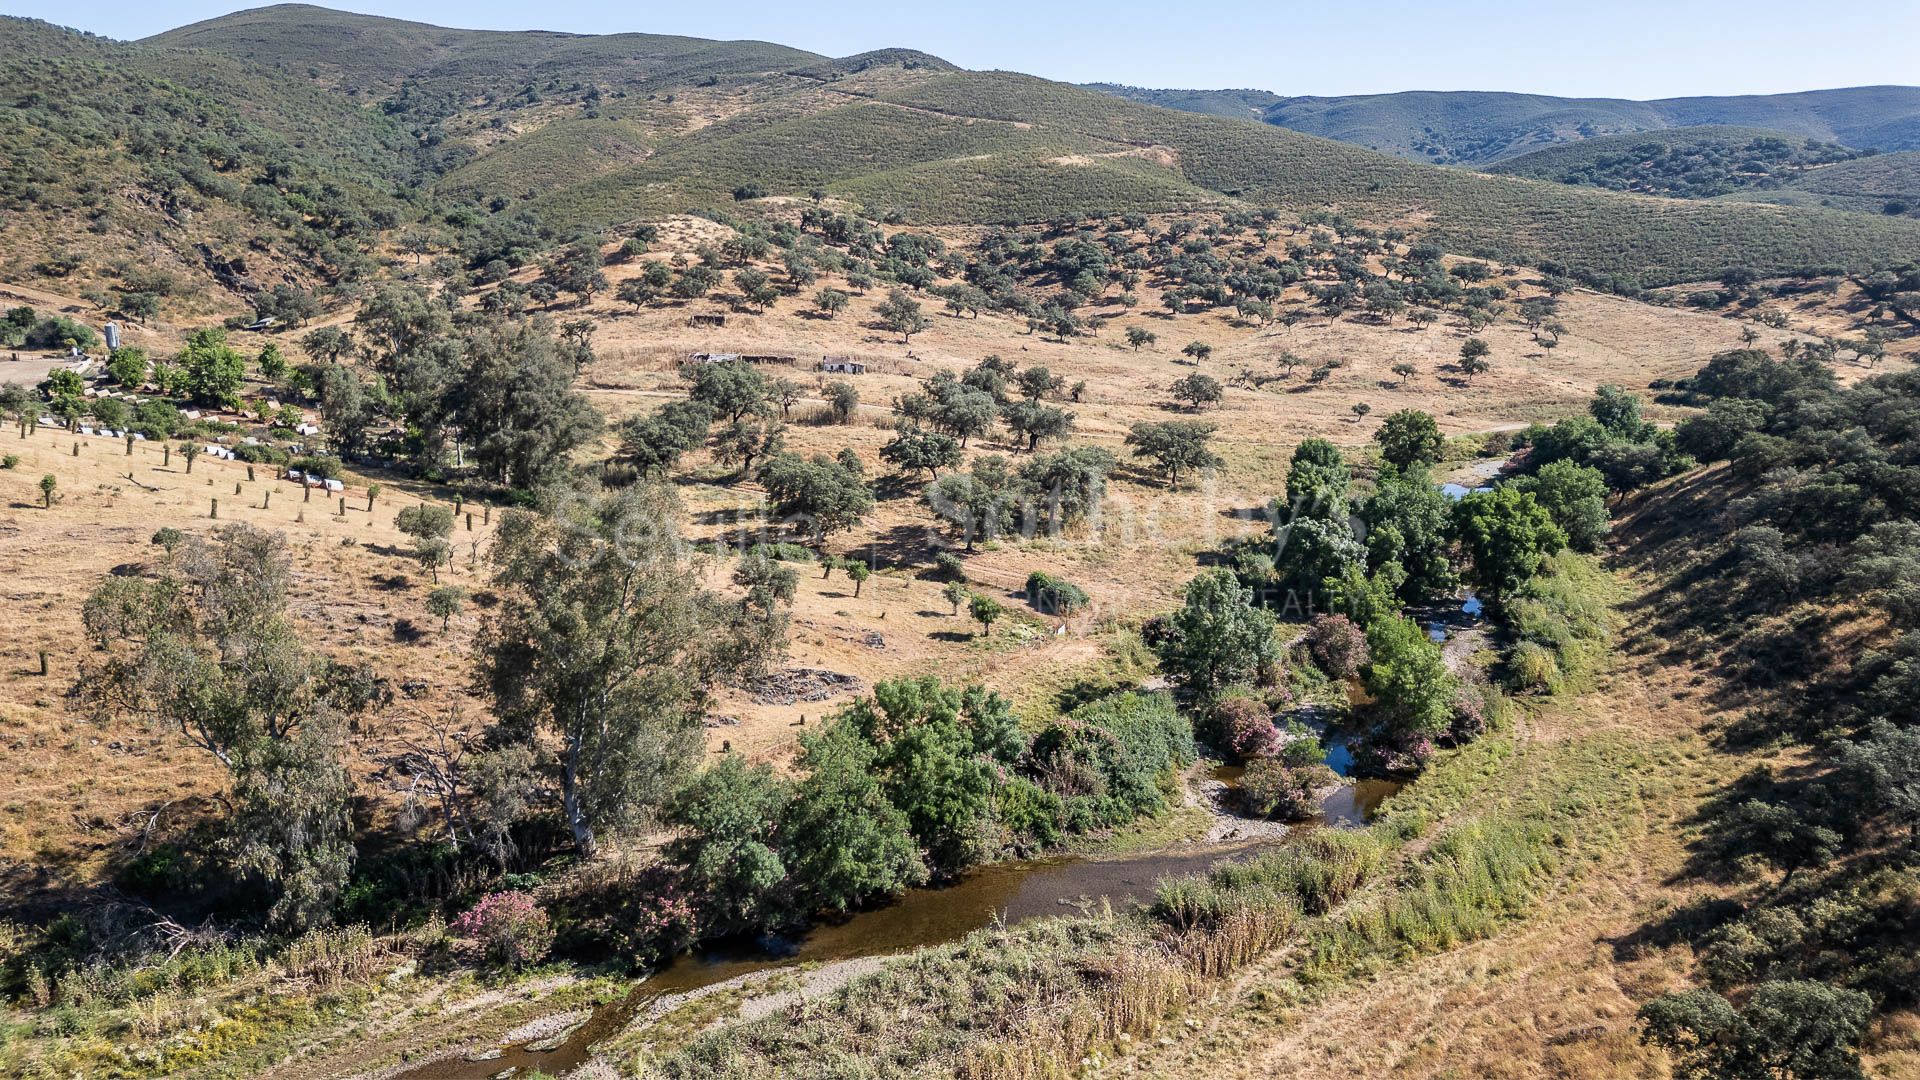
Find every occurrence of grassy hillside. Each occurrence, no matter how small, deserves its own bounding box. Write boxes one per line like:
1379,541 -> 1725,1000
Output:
1094,85 -> 1920,164
1485,125 -> 1872,197
148,3 -> 827,106
1266,90 -> 1670,163
8,5 -> 1920,301
1081,83 -> 1285,122
433,117 -> 658,202
514,69 -> 1920,287
1731,149 -> 1920,216
0,15 -> 425,309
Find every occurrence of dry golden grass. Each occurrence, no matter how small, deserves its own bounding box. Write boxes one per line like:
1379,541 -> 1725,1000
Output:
1104,646 -> 1718,1080
0,421 -> 503,888
1095,484 -> 1916,1079
0,219 -> 1856,906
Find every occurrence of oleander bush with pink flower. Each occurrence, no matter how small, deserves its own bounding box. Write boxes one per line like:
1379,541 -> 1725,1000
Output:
452,890 -> 553,969
1210,696 -> 1279,762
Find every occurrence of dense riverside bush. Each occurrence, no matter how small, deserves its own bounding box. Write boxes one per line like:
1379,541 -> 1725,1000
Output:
653,683 -> 1193,943
1029,692 -> 1195,830
1237,757 -> 1339,819
1208,695 -> 1279,761
1503,551 -> 1617,694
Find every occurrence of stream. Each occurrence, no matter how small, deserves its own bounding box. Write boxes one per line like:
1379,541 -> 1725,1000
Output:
393,843 -> 1263,1079
1212,731 -> 1407,830
395,575 -> 1492,1075
396,756 -> 1404,1078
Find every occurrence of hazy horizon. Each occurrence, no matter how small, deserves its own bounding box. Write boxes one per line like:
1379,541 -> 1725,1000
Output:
9,0 -> 1918,101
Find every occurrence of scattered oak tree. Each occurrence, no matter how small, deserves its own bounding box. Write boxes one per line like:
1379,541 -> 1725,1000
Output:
1170,372 -> 1223,410
1374,409 -> 1443,470
1125,420 -> 1222,490
877,290 -> 930,344
1147,568 -> 1279,701
1458,337 -> 1492,383
880,426 -> 962,479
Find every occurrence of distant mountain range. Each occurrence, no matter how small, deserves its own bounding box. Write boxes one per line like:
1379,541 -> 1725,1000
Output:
1085,85 -> 1920,164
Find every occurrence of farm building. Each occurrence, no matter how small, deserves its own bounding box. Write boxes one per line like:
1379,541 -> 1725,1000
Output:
820,355 -> 865,374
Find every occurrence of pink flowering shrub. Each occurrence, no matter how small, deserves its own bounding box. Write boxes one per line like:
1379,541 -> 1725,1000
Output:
1354,734 -> 1434,776
1306,614 -> 1370,679
629,884 -> 697,960
452,890 -> 552,969
1446,684 -> 1490,745
1211,697 -> 1279,762
1238,759 -> 1339,820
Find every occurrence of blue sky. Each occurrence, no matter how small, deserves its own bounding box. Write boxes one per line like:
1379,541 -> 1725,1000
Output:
14,0 -> 1919,99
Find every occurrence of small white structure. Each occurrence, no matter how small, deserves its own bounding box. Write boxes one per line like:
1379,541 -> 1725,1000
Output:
103,322 -> 121,351
820,356 -> 865,374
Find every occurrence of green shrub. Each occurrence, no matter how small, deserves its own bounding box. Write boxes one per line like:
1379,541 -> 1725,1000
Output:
693,540 -> 817,562
1154,828 -> 1381,932
232,443 -> 289,465
1028,692 -> 1193,831
1507,640 -> 1563,693
994,777 -> 1064,853
130,400 -> 182,439
290,454 -> 343,480
1638,981 -> 1872,1080
1504,551 -> 1616,694
1023,570 -> 1089,614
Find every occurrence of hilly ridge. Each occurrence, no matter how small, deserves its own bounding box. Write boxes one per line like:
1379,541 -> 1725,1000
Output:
1485,126 -> 1881,195
148,4 -> 832,99
1728,149 -> 1920,215
5,5 -> 1920,307
0,14 -> 426,308
1093,84 -> 1920,164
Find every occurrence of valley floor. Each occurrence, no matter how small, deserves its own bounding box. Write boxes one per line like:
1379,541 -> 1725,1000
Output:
581,551 -> 1910,1078
1130,640 -> 1707,1079
1121,571 -> 1920,1080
